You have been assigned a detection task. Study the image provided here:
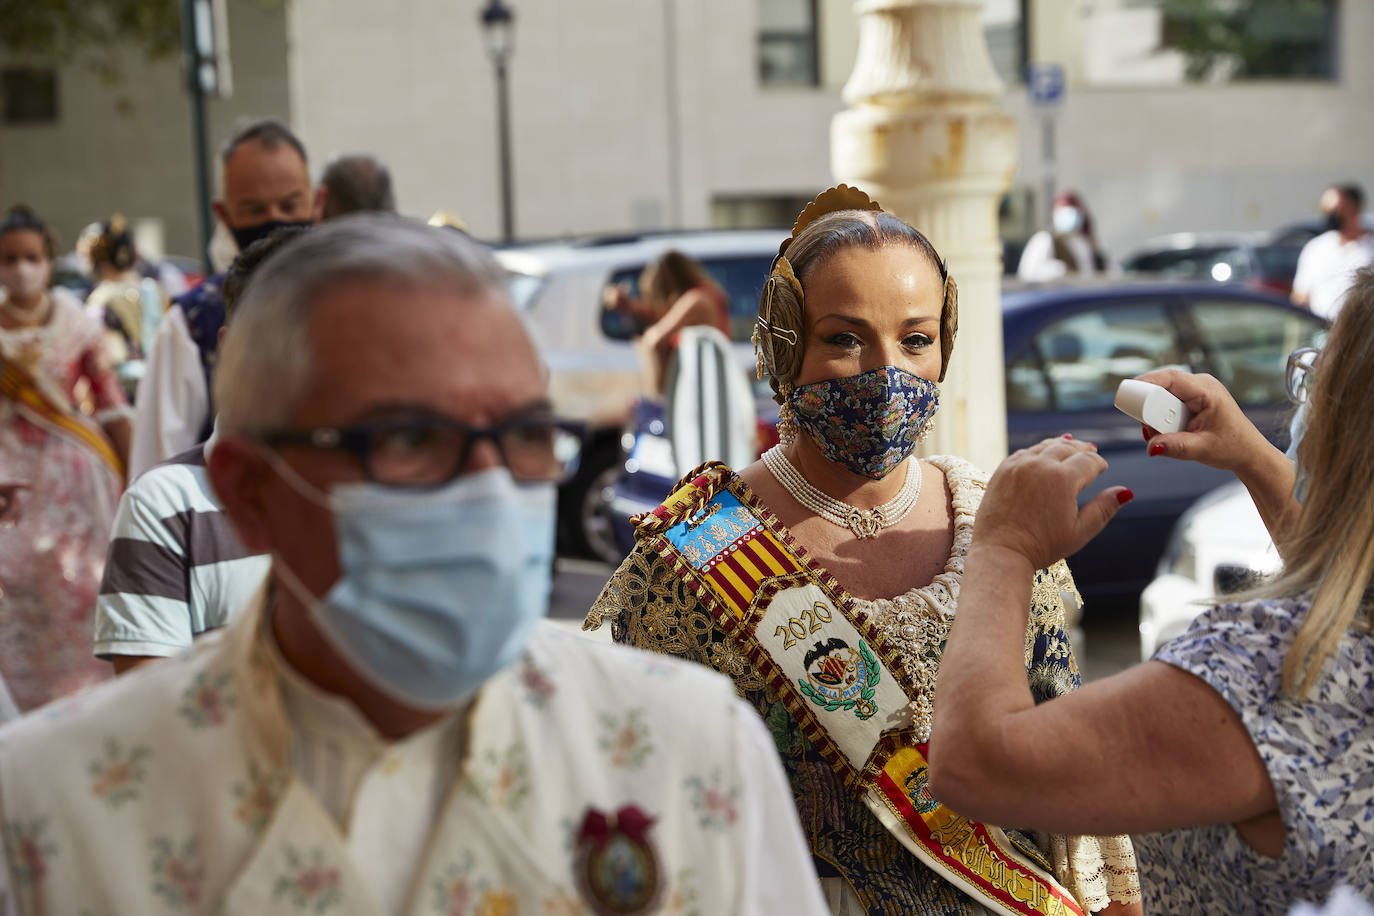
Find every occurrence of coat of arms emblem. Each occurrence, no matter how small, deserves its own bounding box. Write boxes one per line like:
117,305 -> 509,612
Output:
797,637 -> 879,720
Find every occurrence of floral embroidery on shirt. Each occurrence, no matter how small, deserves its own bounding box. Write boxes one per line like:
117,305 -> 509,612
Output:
231,760 -> 288,835
178,668 -> 236,728
273,845 -> 343,911
683,770 -> 739,829
475,890 -> 517,916
661,868 -> 700,916
4,819 -> 55,885
519,658 -> 556,709
540,891 -> 585,915
89,737 -> 152,807
150,835 -> 204,908
432,852 -> 491,915
464,744 -> 531,812
599,708 -> 653,769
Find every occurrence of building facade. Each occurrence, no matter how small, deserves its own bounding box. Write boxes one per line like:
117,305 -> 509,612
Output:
1,0 -> 1370,263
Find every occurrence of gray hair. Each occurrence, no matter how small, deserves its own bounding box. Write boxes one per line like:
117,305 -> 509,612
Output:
321,154 -> 397,219
215,214 -> 509,435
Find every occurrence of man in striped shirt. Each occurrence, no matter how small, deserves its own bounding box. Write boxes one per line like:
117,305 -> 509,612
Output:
92,229 -> 309,672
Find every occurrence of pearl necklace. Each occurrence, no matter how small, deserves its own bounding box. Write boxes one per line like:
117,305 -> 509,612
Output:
0,293 -> 52,329
762,444 -> 922,539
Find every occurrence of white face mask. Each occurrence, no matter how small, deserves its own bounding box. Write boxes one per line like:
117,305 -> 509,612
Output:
1052,206 -> 1085,235
0,260 -> 50,303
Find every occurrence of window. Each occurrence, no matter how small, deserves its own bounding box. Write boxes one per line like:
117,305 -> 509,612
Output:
1030,302 -> 1184,411
1,69 -> 57,124
1006,343 -> 1051,411
1188,299 -> 1326,405
757,0 -> 819,87
1081,0 -> 1338,85
600,255 -> 775,344
983,0 -> 1026,85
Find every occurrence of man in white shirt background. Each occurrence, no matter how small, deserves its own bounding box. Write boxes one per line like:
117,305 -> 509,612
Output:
1292,182 -> 1374,321
0,216 -> 828,915
128,119 -> 322,479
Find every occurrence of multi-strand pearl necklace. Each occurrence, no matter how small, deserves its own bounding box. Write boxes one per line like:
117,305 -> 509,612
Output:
762,444 -> 921,539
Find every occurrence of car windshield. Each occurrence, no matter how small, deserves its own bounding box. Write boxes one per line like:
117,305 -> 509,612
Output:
1124,246 -> 1240,279
1252,244 -> 1302,279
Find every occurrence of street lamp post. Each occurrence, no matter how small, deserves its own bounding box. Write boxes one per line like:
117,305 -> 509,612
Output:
480,0 -> 516,244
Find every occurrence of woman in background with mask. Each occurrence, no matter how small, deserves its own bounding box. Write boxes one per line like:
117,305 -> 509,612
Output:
1017,190 -> 1109,283
0,204 -> 127,711
930,270 -> 1374,913
586,186 -> 1141,916
0,205 -> 131,464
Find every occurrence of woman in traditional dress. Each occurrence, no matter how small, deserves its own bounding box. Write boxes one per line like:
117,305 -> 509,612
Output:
931,269 -> 1374,913
584,186 -> 1141,916
0,206 -> 131,464
0,205 -> 126,712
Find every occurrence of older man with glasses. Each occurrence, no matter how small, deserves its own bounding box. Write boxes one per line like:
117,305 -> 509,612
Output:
0,216 -> 827,915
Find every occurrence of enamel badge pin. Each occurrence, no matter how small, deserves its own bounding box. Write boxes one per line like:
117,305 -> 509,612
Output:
573,805 -> 662,915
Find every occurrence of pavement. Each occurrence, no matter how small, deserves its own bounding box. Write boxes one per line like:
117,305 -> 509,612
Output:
549,558 -> 1142,681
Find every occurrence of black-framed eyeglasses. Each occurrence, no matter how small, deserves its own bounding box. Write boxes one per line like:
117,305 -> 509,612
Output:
1285,347 -> 1319,405
260,413 -> 585,487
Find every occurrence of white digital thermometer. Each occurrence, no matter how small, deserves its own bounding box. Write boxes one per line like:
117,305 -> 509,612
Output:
1114,379 -> 1193,433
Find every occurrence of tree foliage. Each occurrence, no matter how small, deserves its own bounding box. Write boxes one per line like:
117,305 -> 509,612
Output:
1161,0 -> 1337,81
0,0 -> 180,84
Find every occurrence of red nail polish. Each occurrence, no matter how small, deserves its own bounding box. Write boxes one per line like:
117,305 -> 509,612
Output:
1086,442 -> 1097,450
1062,433 -> 1074,440
1148,441 -> 1165,456
1117,489 -> 1135,505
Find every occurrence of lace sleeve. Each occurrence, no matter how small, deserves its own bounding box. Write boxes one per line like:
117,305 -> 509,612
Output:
581,542 -> 768,693
1047,833 -> 1142,910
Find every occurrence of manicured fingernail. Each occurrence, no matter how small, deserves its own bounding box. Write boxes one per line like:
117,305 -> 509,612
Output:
1141,427 -> 1150,443
1086,442 -> 1097,450
1117,489 -> 1135,505
1148,441 -> 1165,456
1061,433 -> 1074,440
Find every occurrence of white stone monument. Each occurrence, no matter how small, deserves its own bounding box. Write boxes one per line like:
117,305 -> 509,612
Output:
832,0 -> 1016,470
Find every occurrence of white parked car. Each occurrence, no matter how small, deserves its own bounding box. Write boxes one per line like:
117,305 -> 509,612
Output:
1138,480 -> 1281,660
496,230 -> 784,561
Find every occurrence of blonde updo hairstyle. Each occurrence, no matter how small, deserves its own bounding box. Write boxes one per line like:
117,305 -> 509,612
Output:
754,186 -> 958,406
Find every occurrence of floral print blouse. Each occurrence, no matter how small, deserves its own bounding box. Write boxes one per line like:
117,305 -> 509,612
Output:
1134,596 -> 1374,914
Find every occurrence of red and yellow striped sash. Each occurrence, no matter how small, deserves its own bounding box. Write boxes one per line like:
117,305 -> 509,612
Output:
634,464 -> 1084,916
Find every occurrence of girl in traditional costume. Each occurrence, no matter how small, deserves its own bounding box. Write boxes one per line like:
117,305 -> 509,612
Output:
585,187 -> 1141,915
0,205 -> 124,711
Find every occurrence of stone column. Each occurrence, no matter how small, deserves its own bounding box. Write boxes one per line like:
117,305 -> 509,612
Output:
832,0 -> 1016,471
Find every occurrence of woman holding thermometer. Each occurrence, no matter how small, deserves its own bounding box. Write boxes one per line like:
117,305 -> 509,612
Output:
932,268 -> 1374,914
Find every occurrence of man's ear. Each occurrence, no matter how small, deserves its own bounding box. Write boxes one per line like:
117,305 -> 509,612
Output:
312,186 -> 328,222
207,435 -> 274,554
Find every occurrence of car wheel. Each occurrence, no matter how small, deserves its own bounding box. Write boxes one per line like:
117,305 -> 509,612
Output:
557,436 -> 626,564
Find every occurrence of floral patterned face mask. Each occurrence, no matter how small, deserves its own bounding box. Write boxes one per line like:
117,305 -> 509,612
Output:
788,366 -> 940,480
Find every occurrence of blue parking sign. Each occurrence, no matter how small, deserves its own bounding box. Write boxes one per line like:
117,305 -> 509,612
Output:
1028,63 -> 1065,108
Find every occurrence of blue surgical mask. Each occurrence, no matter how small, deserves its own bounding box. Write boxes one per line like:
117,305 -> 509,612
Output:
272,464 -> 554,710
1286,402 -> 1310,504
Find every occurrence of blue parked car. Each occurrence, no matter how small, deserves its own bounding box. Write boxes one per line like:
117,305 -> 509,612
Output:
607,280 -> 1326,606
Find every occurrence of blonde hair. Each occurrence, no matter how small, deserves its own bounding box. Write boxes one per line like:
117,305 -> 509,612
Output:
1264,266 -> 1374,697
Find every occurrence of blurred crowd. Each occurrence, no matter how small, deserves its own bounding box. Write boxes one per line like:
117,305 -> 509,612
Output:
0,115 -> 1370,916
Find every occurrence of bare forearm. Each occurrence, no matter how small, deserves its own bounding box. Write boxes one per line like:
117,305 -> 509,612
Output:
1235,442 -> 1301,554
930,544 -> 1038,803
101,416 -> 132,471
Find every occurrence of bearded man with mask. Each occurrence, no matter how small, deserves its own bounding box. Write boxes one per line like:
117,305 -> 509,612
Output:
128,118 -> 321,478
0,216 -> 827,916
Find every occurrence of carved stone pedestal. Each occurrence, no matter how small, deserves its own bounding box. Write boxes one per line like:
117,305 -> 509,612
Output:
832,0 -> 1017,470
